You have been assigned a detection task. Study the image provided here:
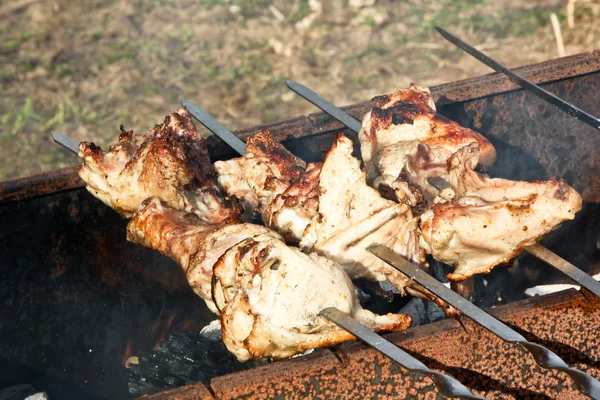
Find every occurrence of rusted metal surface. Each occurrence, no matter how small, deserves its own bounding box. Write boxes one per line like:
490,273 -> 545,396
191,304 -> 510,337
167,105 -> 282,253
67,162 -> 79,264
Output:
143,382 -> 215,400
0,165 -> 83,204
209,289 -> 599,399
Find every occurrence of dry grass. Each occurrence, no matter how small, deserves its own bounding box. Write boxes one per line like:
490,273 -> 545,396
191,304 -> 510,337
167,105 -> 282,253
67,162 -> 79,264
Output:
0,0 -> 598,180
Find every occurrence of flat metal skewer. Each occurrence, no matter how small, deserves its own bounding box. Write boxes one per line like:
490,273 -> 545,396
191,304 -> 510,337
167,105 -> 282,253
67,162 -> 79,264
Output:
370,244 -> 600,400
285,80 -> 600,300
320,308 -> 486,400
182,100 -> 247,155
182,100 -> 483,399
435,27 -> 600,131
285,80 -> 363,133
52,132 -> 80,155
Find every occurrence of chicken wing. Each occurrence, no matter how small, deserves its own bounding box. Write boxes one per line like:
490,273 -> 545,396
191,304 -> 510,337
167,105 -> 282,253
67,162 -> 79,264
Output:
78,108 -> 240,224
214,131 -> 305,218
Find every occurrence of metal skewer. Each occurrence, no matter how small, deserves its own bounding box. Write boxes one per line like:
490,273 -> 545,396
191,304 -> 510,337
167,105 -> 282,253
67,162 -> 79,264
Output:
285,80 -> 600,301
320,308 -> 486,400
182,100 -> 247,155
369,244 -> 600,400
180,100 -> 484,399
52,132 -> 80,154
435,27 -> 600,131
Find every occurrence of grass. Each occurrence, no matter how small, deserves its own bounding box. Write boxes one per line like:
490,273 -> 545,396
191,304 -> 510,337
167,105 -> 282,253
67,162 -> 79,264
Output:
0,0 -> 597,180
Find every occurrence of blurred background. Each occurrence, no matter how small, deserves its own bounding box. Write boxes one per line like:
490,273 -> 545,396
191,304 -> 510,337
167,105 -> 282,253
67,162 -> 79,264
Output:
0,0 -> 598,180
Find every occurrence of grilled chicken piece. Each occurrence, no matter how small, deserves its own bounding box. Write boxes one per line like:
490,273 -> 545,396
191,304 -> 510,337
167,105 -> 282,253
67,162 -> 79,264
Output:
262,162 -> 321,243
214,131 -> 305,219
127,197 -> 411,361
300,134 -> 426,295
214,131 -> 319,243
212,235 -> 411,361
78,108 -> 240,223
359,84 -> 496,206
420,143 -> 582,281
127,197 -> 278,313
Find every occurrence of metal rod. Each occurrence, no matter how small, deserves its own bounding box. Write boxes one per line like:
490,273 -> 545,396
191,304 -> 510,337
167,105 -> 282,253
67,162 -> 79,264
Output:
525,243 -> 600,298
285,80 -> 363,133
286,82 -> 600,301
52,132 -> 80,155
182,100 -> 247,155
320,308 -> 485,399
369,244 -> 600,400
435,27 -> 600,131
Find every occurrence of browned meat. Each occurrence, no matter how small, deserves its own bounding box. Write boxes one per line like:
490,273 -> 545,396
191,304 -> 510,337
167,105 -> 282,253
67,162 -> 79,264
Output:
214,131 -> 305,220
359,84 -> 496,206
300,134 -> 426,293
127,197 -> 412,361
214,131 -> 320,243
78,108 -> 240,224
263,162 -> 321,243
419,143 -> 582,281
126,197 -> 276,313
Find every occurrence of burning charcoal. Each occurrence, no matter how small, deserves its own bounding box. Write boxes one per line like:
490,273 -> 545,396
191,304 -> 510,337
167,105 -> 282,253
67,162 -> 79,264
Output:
399,298 -> 427,326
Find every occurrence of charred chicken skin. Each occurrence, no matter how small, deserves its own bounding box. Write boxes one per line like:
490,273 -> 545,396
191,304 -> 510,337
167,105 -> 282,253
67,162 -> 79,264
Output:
78,108 -> 240,224
127,198 -> 411,361
359,84 -> 496,206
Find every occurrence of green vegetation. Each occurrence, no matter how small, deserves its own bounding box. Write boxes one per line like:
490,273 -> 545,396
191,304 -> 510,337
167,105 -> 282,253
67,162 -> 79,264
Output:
0,0 -> 596,180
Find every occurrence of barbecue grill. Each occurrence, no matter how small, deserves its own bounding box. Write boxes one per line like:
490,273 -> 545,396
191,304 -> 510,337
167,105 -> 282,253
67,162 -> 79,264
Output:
0,50 -> 599,399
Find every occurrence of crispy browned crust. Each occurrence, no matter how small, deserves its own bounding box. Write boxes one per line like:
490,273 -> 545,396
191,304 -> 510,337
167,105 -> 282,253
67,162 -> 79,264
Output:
126,197 -> 226,269
78,108 -> 241,222
246,130 -> 306,180
367,84 -> 496,167
263,162 -> 321,242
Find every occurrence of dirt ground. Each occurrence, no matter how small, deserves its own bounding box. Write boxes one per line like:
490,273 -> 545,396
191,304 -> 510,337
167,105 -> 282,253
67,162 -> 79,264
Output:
0,0 -> 598,180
